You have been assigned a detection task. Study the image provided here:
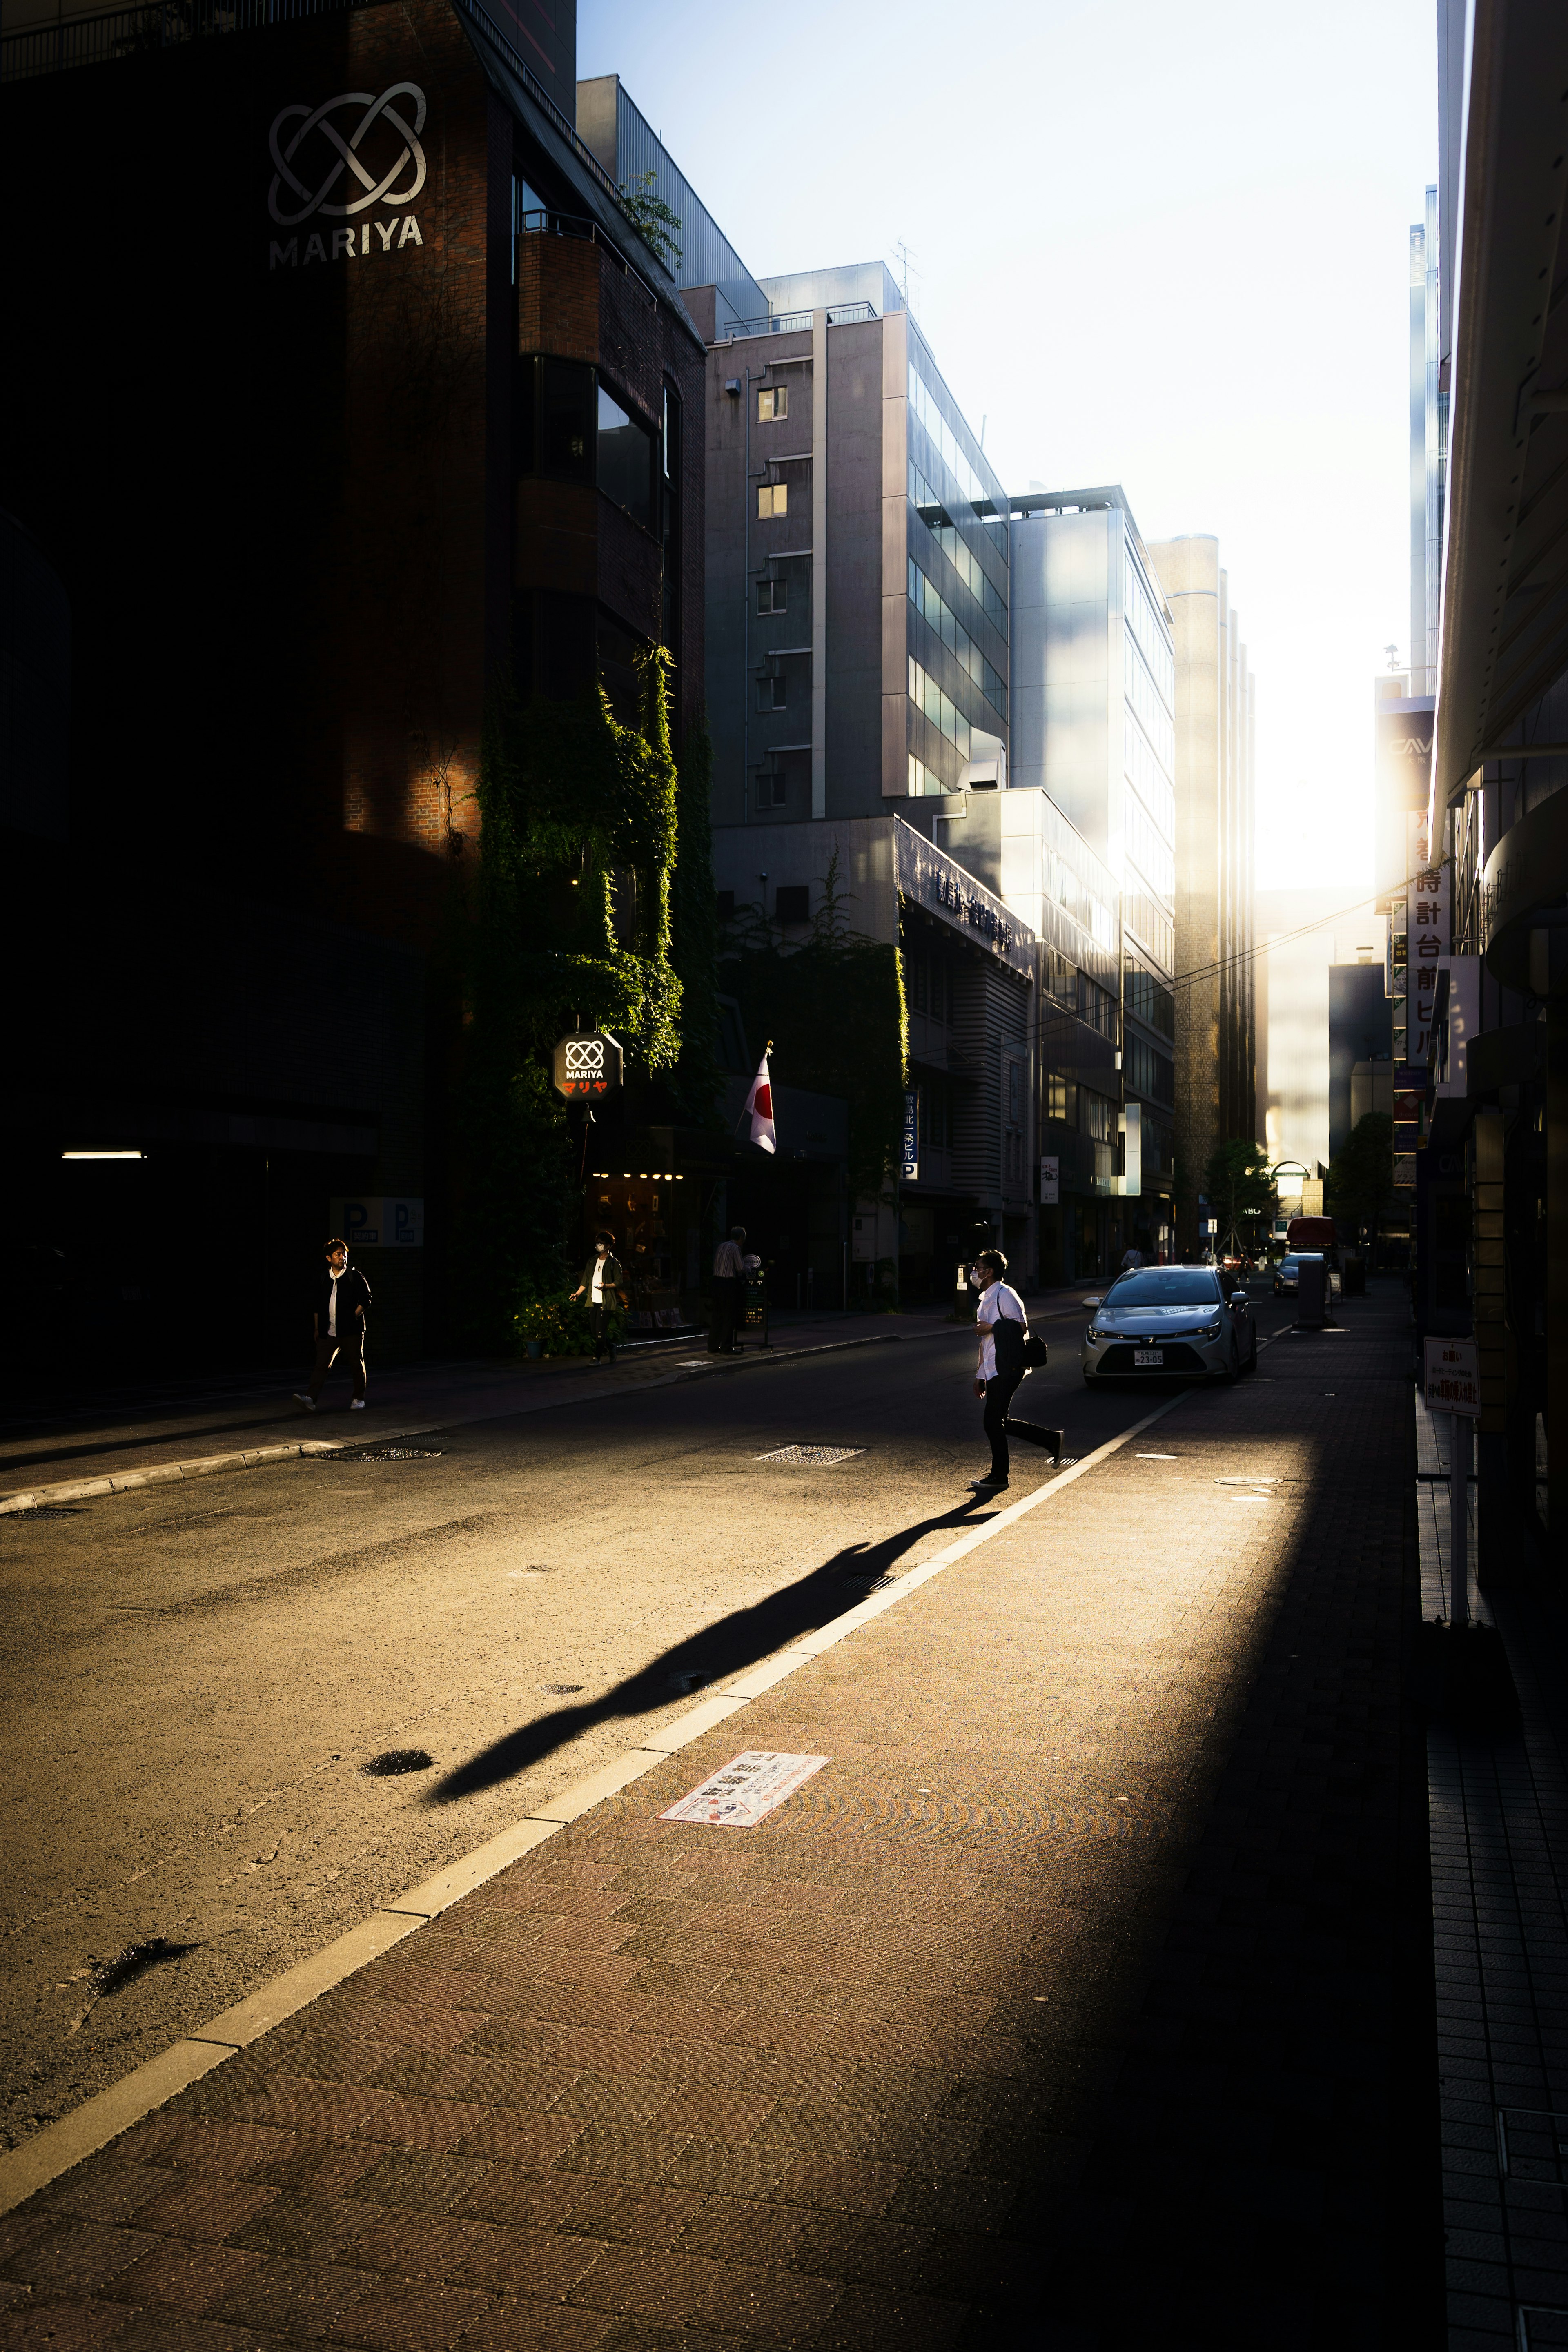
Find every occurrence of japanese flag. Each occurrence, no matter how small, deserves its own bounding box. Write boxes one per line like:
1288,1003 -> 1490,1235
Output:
745,1051 -> 776,1155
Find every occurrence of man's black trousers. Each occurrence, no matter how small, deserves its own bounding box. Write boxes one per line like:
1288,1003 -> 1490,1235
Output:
982,1374 -> 1063,1485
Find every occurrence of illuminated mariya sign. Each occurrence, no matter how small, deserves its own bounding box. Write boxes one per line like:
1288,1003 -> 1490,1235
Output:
266,83 -> 428,272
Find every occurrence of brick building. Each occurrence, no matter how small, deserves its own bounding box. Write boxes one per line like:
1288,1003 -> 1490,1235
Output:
0,0 -> 706,1391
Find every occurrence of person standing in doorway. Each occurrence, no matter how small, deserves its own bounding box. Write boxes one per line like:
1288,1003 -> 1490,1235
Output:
969,1248 -> 1060,1494
710,1225 -> 747,1354
294,1238 -> 372,1412
570,1229 -> 628,1363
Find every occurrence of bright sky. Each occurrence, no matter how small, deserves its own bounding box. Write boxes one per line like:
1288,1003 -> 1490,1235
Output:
581,0 -> 1437,890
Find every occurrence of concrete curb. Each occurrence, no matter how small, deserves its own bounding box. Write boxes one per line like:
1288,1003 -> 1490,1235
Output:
0,1381 -> 1187,2218
0,1326 -> 962,1517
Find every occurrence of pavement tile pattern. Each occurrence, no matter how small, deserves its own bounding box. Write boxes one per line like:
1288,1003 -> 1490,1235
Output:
1418,1400 -> 1568,2349
0,1290 -> 1437,2348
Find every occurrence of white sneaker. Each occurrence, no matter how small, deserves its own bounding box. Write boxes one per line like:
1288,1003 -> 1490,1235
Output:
350,1400 -> 367,1410
293,1393 -> 316,1412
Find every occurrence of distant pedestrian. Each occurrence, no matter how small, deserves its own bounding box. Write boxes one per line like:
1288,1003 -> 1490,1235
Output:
294,1239 -> 371,1413
969,1249 -> 1060,1494
1120,1246 -> 1143,1272
710,1225 -> 747,1354
570,1229 -> 628,1363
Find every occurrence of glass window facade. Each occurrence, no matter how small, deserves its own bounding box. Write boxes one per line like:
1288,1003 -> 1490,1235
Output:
907,752 -> 948,796
908,559 -> 1006,721
1125,958 -> 1175,1040
1124,632 -> 1174,771
1123,545 -> 1174,706
1125,1034 -> 1175,1105
1124,882 -> 1174,971
1125,794 -> 1174,900
1124,710 -> 1175,839
908,655 -> 970,762
597,385 -> 653,531
909,460 -> 1008,638
758,482 -> 788,518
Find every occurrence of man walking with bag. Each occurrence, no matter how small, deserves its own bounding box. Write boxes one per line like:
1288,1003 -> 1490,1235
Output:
969,1249 -> 1061,1494
294,1238 -> 372,1412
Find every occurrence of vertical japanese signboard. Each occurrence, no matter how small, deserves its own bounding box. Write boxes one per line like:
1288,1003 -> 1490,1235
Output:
901,1089 -> 919,1182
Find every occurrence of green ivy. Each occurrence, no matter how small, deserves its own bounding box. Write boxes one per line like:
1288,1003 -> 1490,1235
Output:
452,648 -> 690,1345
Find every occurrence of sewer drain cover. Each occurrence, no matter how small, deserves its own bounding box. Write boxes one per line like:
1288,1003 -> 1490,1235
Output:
541,1684 -> 584,1695
358,1445 -> 444,1462
362,1748 -> 435,1776
9,1503 -> 80,1519
842,1573 -> 899,1598
756,1444 -> 865,1466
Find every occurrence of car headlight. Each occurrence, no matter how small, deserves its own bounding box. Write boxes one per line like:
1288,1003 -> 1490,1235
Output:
1178,1321 -> 1222,1339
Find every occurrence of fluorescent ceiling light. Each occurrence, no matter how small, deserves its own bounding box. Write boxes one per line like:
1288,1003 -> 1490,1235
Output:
62,1149 -> 144,1160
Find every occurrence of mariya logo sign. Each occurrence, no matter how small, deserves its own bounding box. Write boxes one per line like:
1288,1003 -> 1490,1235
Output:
267,83 -> 427,270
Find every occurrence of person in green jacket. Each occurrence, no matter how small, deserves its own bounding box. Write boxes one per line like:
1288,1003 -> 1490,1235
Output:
570,1229 -> 629,1362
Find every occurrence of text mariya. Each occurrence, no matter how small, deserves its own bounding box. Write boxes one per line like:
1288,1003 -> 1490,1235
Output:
270,216 -> 423,269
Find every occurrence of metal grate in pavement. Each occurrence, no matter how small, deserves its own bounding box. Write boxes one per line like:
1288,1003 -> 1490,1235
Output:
755,1444 -> 864,1466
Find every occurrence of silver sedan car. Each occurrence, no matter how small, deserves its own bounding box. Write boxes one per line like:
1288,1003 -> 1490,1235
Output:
1080,1265 -> 1257,1384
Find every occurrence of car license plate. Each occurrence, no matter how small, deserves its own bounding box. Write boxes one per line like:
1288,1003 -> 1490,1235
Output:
1134,1349 -> 1164,1366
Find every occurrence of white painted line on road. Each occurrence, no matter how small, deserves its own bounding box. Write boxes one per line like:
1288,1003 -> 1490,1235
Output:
0,1331 -> 1287,2215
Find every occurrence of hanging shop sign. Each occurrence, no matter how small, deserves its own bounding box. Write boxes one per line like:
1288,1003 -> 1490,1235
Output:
901,1089 -> 919,1181
551,1031 -> 624,1100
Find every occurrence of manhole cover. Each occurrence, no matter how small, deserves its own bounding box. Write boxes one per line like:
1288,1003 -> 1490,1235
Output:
541,1684 -> 583,1695
756,1445 -> 865,1467
362,1748 -> 434,1776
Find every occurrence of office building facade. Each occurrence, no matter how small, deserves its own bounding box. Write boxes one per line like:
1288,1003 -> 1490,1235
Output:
1419,0 -> 1568,1561
1009,489 -> 1178,1269
1143,533 -> 1257,1252
0,0 -> 708,1380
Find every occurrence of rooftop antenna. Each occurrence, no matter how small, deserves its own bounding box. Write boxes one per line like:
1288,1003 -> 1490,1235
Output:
893,239 -> 921,316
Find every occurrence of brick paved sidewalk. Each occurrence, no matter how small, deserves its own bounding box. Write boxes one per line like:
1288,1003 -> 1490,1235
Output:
0,1287 -> 1436,2349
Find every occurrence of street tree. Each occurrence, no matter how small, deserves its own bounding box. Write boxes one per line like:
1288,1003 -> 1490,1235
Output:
1326,1112 -> 1396,1254
1202,1139 -> 1276,1256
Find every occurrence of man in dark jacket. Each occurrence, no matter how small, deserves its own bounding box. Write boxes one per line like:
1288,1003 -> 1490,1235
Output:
570,1230 -> 628,1362
294,1238 -> 372,1412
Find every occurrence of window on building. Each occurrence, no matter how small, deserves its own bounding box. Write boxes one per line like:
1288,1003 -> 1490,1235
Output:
924,1080 -> 951,1148
1081,1091 -> 1115,1143
757,673 -> 786,710
757,577 -> 787,615
1125,959 -> 1175,1040
716,889 -> 735,921
597,384 -> 653,530
756,770 -> 786,809
1045,1075 -> 1078,1126
1125,1035 -> 1175,1105
775,885 -> 809,924
757,385 -> 788,422
661,383 -> 681,650
758,482 -> 788,519
535,357 -> 594,483
1007,1061 -> 1020,1123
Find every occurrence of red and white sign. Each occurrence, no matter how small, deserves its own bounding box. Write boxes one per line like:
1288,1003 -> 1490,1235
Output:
1424,1335 -> 1479,1417
660,1751 -> 828,1828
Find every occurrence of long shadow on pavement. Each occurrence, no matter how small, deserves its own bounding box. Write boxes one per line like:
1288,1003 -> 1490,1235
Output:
422,1500 -> 986,1805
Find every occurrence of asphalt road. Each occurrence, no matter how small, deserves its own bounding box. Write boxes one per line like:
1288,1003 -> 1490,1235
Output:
0,1290 -> 1294,2153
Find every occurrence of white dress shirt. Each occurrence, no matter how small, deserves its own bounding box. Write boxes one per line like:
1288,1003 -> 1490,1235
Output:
976,1279 -> 1025,1381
